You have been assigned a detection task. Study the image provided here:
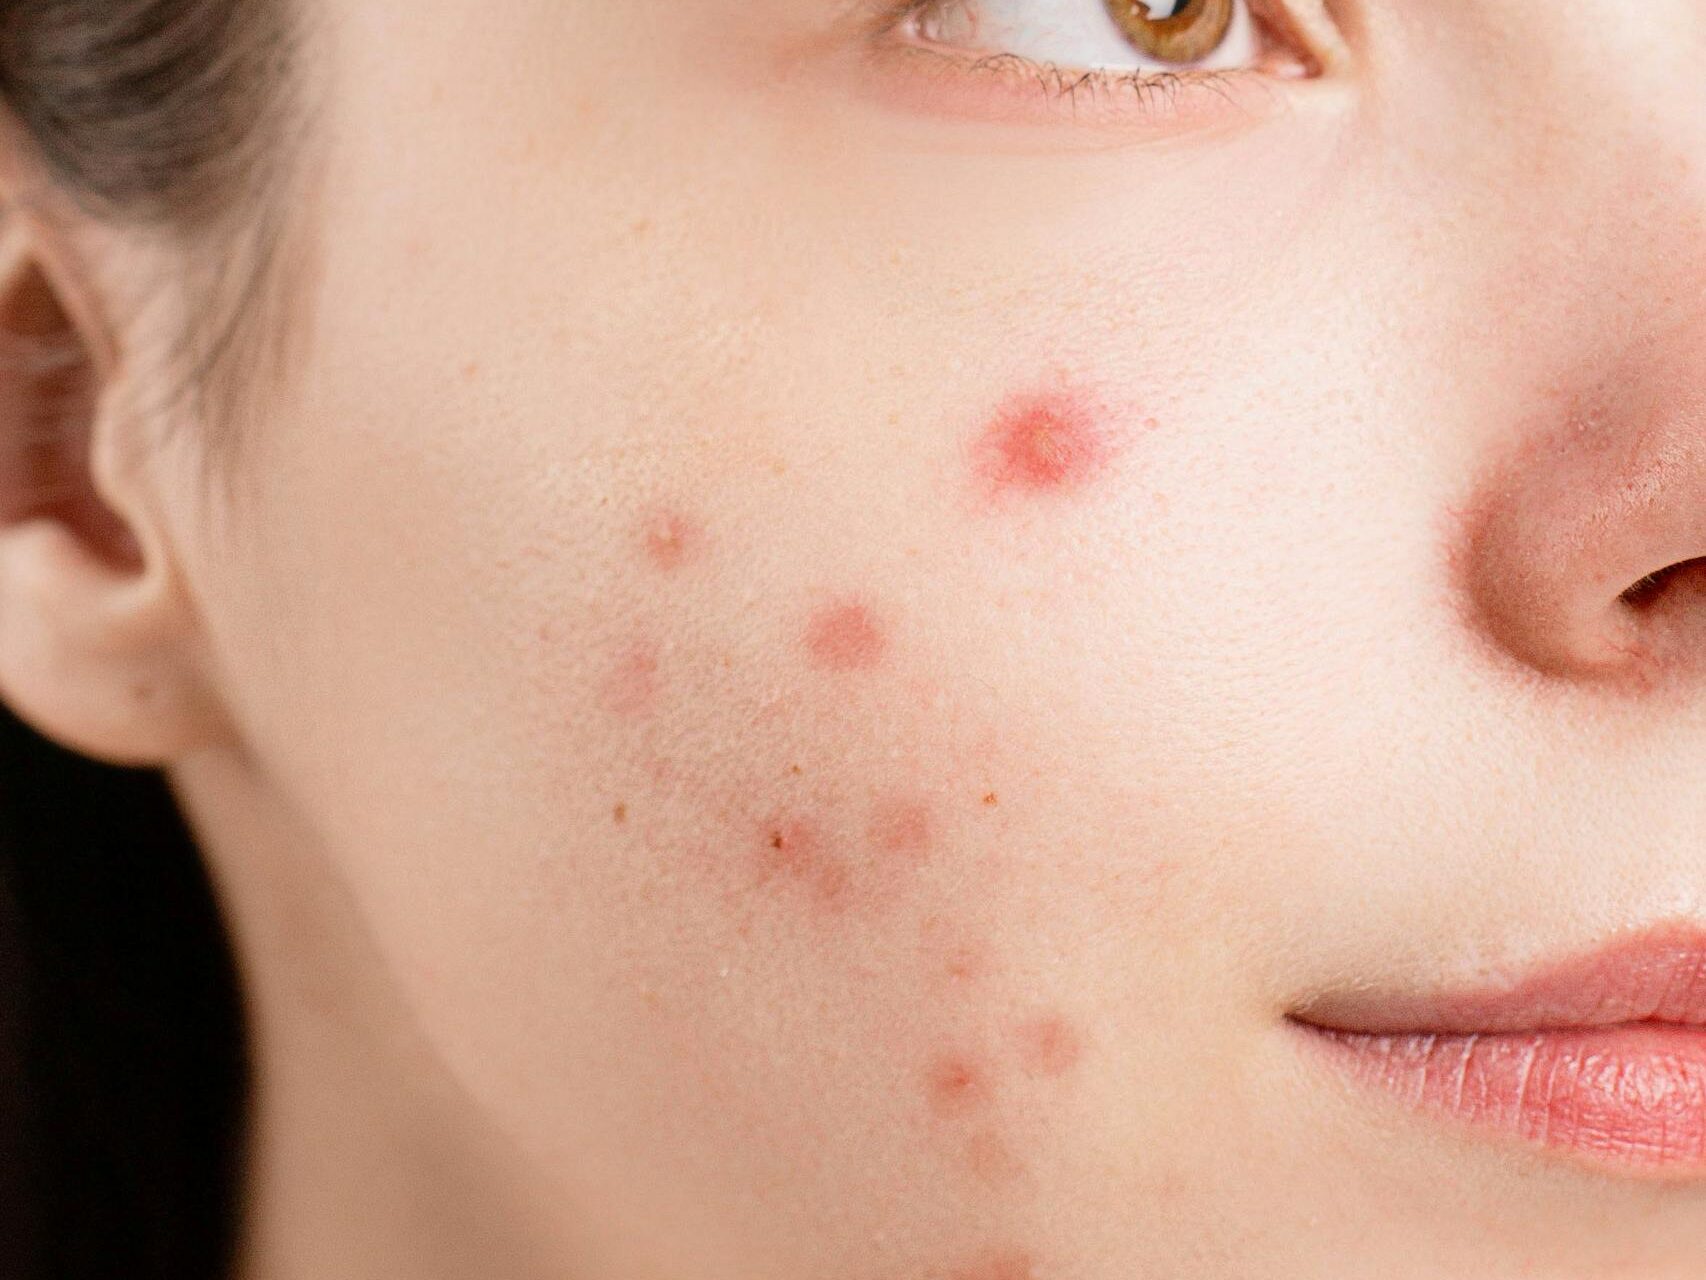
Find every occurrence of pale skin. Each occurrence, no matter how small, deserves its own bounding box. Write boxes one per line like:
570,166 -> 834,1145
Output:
0,0 -> 1704,1276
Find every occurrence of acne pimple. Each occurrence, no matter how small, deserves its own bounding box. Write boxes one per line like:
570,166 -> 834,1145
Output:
754,817 -> 851,912
803,601 -> 887,671
973,390 -> 1117,498
642,508 -> 699,572
1013,1013 -> 1083,1079
926,1052 -> 994,1117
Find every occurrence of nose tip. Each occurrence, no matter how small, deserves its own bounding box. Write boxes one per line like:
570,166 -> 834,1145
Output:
1456,334 -> 1706,691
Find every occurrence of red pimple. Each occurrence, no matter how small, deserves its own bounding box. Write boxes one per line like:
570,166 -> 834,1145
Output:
926,1052 -> 994,1117
755,816 -> 850,912
642,508 -> 699,572
974,390 -> 1115,497
1013,1013 -> 1083,1079
803,601 -> 887,671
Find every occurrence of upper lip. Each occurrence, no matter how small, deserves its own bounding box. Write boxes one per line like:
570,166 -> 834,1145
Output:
1288,921 -> 1706,1035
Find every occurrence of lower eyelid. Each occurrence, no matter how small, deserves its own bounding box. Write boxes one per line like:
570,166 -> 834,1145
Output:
856,34 -> 1293,136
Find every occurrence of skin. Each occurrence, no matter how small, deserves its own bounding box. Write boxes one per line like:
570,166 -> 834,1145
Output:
0,0 -> 1704,1276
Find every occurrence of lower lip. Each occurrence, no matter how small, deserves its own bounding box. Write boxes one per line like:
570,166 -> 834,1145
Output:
1294,1020 -> 1706,1175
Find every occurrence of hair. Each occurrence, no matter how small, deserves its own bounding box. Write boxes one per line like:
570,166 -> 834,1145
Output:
0,2 -> 310,1277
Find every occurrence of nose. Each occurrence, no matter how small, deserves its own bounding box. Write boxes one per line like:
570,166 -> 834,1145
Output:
1456,321 -> 1706,692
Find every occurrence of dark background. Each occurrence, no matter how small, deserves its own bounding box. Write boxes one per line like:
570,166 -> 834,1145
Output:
0,700 -> 247,1279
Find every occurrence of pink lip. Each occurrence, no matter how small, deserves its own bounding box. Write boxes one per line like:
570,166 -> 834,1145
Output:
1289,923 -> 1706,1176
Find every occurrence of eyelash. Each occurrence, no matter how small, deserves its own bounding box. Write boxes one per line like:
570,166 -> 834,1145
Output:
874,0 -> 1313,119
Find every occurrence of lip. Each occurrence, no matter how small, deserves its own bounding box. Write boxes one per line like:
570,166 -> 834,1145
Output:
1288,922 -> 1706,1177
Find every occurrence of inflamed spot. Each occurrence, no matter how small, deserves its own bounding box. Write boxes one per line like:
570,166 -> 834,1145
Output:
754,816 -> 851,913
973,390 -> 1119,499
925,1052 -> 995,1118
803,601 -> 887,672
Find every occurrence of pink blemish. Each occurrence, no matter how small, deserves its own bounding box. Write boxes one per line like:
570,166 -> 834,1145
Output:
920,916 -> 995,988
642,508 -> 699,573
1013,1013 -> 1083,1079
869,797 -> 932,862
803,602 -> 887,671
973,390 -> 1117,498
603,639 -> 661,718
949,1247 -> 1038,1280
926,1053 -> 994,1118
964,1129 -> 1027,1187
754,817 -> 851,912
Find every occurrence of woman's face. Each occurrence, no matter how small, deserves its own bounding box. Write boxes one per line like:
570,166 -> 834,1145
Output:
160,0 -> 1706,1274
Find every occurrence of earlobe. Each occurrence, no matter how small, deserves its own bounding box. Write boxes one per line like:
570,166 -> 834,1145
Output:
0,208 -> 233,767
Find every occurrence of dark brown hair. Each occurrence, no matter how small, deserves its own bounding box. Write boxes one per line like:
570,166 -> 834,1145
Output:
0,3 -> 307,1277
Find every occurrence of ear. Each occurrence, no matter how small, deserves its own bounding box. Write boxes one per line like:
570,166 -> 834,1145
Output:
0,207 -> 233,768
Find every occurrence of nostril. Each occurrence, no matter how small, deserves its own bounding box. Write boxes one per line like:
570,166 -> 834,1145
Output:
1619,558 -> 1706,611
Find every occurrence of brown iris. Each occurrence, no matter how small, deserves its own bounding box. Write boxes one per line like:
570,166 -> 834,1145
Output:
1103,0 -> 1236,65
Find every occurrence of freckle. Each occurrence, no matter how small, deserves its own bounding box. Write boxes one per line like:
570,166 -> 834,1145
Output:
964,1129 -> 1027,1187
612,802 -> 628,825
869,797 -> 932,862
603,639 -> 661,718
642,508 -> 699,572
803,601 -> 887,672
460,359 -> 481,380
926,1053 -> 993,1117
982,792 -> 999,807
973,389 -> 1118,498
1014,1013 -> 1083,1079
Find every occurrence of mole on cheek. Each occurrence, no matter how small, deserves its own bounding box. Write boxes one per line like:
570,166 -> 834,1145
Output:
803,601 -> 887,671
972,390 -> 1120,498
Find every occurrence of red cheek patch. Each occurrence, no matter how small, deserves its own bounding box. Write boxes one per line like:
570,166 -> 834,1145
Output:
973,390 -> 1118,498
803,601 -> 887,671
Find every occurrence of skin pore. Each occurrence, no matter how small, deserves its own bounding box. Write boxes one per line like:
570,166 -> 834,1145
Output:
0,0 -> 1704,1277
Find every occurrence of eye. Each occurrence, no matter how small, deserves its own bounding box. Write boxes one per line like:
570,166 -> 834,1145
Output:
902,0 -> 1294,76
